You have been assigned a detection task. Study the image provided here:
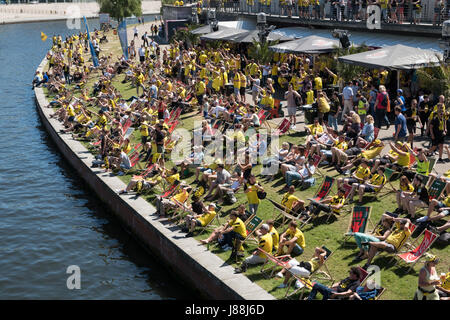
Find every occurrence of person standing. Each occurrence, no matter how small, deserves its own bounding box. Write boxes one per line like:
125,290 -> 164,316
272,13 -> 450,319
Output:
428,103 -> 447,163
394,106 -> 408,142
285,84 -> 302,128
414,254 -> 441,300
328,91 -> 341,132
418,94 -> 431,136
374,85 -> 390,129
341,81 -> 354,122
133,26 -> 138,39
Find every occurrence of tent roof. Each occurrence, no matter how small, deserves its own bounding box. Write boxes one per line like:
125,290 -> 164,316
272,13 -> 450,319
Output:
191,25 -> 231,35
269,27 -> 443,52
269,35 -> 340,54
338,44 -> 443,70
200,28 -> 249,41
222,29 -> 294,43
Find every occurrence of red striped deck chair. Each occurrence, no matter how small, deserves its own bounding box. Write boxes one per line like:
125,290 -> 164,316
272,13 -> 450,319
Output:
273,118 -> 291,136
307,176 -> 335,203
343,206 -> 373,246
312,154 -> 324,177
167,120 -> 179,134
257,248 -> 292,279
164,108 -> 176,124
91,139 -> 101,146
127,143 -> 142,156
382,223 -> 419,261
268,198 -> 306,228
132,164 -> 155,180
159,180 -> 181,199
122,118 -> 132,134
393,229 -> 439,272
171,107 -> 182,123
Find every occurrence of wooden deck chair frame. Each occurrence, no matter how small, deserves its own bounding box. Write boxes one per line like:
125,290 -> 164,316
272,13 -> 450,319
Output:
311,154 -> 325,177
273,118 -> 291,136
284,246 -> 334,298
392,229 -> 439,273
267,198 -> 306,228
358,276 -> 386,300
428,178 -> 447,202
427,157 -> 437,174
242,215 -> 264,244
380,223 -> 421,262
257,248 -> 292,279
342,206 -> 374,247
159,180 -> 181,199
382,167 -> 398,193
370,211 -> 399,235
301,176 -> 335,228
336,183 -> 355,218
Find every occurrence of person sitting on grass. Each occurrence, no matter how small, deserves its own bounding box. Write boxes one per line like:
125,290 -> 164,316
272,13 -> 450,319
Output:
183,202 -> 217,238
200,211 -> 247,258
347,212 -> 395,262
362,217 -> 412,270
276,247 -> 328,289
347,166 -> 387,204
336,159 -> 371,193
234,224 -> 273,273
276,221 -> 306,258
307,267 -> 361,300
305,187 -> 347,219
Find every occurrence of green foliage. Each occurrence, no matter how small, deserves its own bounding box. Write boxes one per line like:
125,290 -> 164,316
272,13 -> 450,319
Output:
416,63 -> 450,104
173,25 -> 201,48
248,39 -> 274,64
333,43 -> 370,82
97,0 -> 143,23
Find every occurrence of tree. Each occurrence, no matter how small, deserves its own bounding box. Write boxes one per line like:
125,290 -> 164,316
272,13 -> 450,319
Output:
248,40 -> 275,64
332,43 -> 369,82
416,62 -> 450,105
97,0 -> 143,23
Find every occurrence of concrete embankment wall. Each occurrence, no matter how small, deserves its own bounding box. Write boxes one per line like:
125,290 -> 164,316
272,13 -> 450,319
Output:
34,57 -> 275,300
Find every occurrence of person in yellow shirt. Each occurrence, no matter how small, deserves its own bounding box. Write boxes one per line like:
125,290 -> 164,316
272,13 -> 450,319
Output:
233,71 -> 241,101
201,211 -> 247,257
349,166 -> 387,203
277,221 -> 306,257
362,217 -> 412,269
155,184 -> 191,216
337,159 -> 371,191
239,71 -> 247,103
234,224 -> 273,273
267,219 -> 279,253
260,90 -> 275,110
244,175 -> 265,215
184,203 -> 217,237
437,267 -> 450,300
307,188 -> 347,218
281,186 -> 306,214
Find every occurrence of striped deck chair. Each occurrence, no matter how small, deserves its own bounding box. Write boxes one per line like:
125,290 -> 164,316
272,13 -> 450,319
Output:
393,229 -> 439,272
273,118 -> 291,136
195,205 -> 223,235
301,176 -> 335,228
342,206 -> 373,246
380,222 -> 419,261
243,215 -> 264,244
257,248 -> 292,279
122,118 -> 132,134
268,198 -> 307,228
427,179 -> 447,202
382,167 -> 398,192
159,180 -> 181,199
132,163 -> 155,180
312,154 -> 324,177
284,246 -> 334,299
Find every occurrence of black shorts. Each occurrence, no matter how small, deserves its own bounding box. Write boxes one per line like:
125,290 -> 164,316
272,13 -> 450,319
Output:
195,219 -> 203,227
379,158 -> 392,165
240,87 -> 246,96
140,56 -> 145,62
364,185 -> 376,193
68,116 -> 75,122
407,124 -> 416,134
432,134 -> 445,146
345,177 -> 360,185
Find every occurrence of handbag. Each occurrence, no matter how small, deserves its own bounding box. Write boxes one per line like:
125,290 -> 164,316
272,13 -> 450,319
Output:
257,191 -> 267,199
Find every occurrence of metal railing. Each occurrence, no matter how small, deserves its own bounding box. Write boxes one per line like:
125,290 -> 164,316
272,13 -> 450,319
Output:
206,0 -> 449,26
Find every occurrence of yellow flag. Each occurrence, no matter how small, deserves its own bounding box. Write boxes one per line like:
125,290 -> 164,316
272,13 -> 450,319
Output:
41,32 -> 47,42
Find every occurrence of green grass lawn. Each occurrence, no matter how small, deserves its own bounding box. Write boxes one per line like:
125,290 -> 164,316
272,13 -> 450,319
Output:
43,26 -> 449,300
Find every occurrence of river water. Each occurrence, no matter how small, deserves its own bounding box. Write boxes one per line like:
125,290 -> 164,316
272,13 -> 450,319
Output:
0,16 -> 193,299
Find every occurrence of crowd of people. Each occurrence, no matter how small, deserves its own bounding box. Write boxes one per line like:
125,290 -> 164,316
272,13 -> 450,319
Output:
34,21 -> 450,300
221,0 -> 450,25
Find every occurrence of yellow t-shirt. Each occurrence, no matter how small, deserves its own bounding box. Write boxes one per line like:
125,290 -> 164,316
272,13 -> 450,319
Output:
246,183 -> 260,205
310,124 -> 323,135
171,189 -> 188,203
166,173 -> 180,185
269,226 -> 279,252
369,173 -> 386,191
354,166 -> 371,181
386,225 -> 411,250
258,233 -> 273,258
281,193 -> 299,211
314,77 -> 323,90
441,272 -> 450,290
397,152 -> 410,167
400,183 -> 414,192
230,217 -> 247,238
306,90 -> 315,104
330,195 -> 346,214
197,210 -> 216,226
285,228 -> 306,249
233,73 -> 240,89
